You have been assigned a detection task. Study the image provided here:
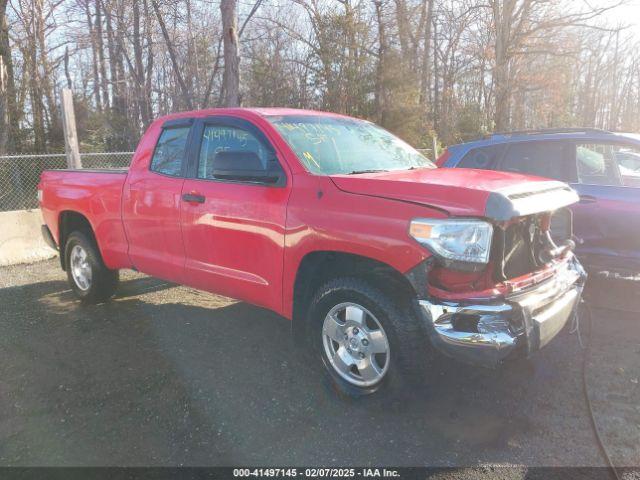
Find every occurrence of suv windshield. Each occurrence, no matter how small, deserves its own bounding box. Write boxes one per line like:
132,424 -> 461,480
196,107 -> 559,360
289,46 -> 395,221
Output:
268,115 -> 434,175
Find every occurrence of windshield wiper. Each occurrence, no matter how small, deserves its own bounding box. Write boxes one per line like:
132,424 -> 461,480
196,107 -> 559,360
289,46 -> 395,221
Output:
347,169 -> 388,175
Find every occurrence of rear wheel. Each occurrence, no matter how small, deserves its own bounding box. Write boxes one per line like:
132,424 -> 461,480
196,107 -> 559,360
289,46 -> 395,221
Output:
65,231 -> 119,304
308,277 -> 436,397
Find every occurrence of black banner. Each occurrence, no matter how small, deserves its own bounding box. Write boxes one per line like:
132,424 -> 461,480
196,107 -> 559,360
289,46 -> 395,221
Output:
0,467 -> 635,480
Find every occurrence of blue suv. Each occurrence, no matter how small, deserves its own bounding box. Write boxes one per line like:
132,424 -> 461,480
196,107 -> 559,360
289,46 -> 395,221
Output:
438,129 -> 640,277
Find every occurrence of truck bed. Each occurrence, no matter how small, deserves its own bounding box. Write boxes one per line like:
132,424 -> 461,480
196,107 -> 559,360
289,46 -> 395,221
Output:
39,168 -> 130,270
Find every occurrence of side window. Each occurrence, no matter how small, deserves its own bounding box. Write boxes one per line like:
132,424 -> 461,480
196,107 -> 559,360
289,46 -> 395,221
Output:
501,142 -> 570,180
616,146 -> 640,174
197,125 -> 271,180
458,145 -> 505,169
150,127 -> 191,176
576,143 -> 640,186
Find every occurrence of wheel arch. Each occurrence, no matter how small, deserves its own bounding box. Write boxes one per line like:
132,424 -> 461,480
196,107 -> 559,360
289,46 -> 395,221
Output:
58,211 -> 101,270
291,250 -> 419,342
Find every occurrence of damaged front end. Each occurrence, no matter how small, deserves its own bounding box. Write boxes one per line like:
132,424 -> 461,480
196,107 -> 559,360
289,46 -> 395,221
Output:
419,255 -> 586,368
412,182 -> 587,368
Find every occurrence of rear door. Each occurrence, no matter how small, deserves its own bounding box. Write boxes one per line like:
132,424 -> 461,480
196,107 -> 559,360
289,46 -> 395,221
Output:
122,119 -> 193,283
571,142 -> 640,274
180,116 -> 290,312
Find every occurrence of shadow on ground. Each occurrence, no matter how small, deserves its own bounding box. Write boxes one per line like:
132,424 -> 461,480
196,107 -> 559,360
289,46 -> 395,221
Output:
0,267 -> 637,467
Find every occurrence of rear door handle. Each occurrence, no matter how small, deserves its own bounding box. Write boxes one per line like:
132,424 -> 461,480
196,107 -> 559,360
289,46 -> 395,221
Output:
579,195 -> 597,204
182,193 -> 205,204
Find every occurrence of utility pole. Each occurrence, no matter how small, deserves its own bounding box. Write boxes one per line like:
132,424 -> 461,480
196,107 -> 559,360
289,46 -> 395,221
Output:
61,88 -> 82,169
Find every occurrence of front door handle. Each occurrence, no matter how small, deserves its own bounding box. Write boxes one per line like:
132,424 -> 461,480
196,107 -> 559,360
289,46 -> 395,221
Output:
579,195 -> 597,204
182,193 -> 205,204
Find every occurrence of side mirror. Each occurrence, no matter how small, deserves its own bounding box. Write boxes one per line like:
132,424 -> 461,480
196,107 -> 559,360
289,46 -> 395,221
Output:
212,151 -> 286,186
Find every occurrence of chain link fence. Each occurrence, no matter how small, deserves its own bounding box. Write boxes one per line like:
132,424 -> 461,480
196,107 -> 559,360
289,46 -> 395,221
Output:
0,152 -> 133,212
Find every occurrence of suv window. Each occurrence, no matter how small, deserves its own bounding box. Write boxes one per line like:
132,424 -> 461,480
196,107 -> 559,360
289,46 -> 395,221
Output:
150,127 -> 191,176
616,147 -> 640,174
576,143 -> 625,186
197,125 -> 271,180
500,141 -> 570,180
458,145 -> 505,169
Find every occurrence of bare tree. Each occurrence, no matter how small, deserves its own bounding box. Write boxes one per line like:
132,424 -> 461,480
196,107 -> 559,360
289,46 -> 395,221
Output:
3,0 -> 637,153
151,0 -> 194,109
0,0 -> 15,154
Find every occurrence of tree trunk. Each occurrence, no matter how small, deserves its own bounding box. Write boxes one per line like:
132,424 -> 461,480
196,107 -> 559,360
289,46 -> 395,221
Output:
85,0 -> 102,112
432,19 -> 439,131
220,0 -> 240,107
394,0 -> 411,61
36,0 -> 61,149
142,0 -> 154,128
103,0 -> 123,115
95,0 -> 110,110
419,0 -> 434,114
133,0 -> 147,126
0,0 -> 17,154
374,0 -> 387,125
493,59 -> 510,131
492,0 -> 518,131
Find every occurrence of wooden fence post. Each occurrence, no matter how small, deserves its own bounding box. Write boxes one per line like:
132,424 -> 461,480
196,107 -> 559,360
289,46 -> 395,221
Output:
432,135 -> 439,163
0,55 -> 7,156
61,88 -> 81,169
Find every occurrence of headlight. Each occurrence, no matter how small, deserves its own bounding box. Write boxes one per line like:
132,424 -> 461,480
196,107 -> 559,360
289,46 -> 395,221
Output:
409,218 -> 493,265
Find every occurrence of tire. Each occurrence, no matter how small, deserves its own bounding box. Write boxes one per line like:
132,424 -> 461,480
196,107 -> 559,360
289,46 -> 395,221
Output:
307,277 -> 437,398
64,231 -> 119,304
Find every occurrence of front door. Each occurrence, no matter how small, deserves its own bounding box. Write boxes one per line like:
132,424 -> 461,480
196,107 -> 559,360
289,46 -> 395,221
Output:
180,117 -> 290,312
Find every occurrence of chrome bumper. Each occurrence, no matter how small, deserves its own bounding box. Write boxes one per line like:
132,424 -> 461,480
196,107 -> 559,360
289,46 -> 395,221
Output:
419,257 -> 586,368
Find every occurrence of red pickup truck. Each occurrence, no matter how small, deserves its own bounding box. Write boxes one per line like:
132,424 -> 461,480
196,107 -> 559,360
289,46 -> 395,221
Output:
39,108 -> 586,396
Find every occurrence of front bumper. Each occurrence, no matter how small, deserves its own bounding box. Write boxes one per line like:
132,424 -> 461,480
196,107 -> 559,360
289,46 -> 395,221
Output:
419,256 -> 586,368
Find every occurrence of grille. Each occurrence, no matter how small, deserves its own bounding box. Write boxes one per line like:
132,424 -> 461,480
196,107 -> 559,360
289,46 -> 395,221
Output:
494,216 -> 542,281
494,210 -> 574,281
504,220 -> 538,279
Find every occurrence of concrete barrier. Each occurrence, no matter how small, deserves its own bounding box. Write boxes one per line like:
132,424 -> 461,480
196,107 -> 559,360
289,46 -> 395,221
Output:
0,209 -> 57,266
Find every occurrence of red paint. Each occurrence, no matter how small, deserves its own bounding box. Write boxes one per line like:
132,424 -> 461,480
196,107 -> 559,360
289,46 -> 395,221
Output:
39,108 -> 572,319
330,167 -> 551,217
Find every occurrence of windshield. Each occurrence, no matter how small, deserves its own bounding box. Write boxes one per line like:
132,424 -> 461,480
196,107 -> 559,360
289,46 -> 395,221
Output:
268,115 -> 435,175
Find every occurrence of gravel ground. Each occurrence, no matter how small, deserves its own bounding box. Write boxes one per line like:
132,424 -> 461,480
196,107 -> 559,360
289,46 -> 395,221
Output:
0,259 -> 638,469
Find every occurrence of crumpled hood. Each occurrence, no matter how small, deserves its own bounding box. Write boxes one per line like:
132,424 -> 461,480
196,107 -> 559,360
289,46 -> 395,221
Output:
330,168 -> 579,221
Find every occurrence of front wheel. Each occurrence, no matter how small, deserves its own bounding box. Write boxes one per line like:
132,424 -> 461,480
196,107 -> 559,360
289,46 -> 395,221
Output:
65,231 -> 119,304
308,277 -> 436,397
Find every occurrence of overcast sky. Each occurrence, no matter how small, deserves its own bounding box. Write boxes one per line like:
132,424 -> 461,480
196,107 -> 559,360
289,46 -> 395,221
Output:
606,0 -> 640,36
